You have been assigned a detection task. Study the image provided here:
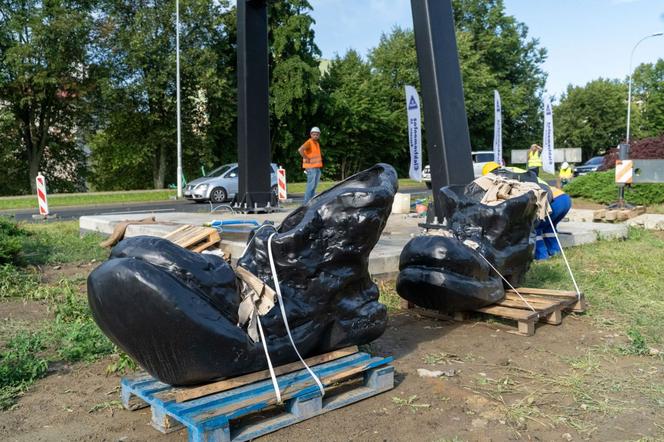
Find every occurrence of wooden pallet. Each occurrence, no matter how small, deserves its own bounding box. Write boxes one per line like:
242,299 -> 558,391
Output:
593,206 -> 645,222
163,225 -> 221,252
407,288 -> 586,337
120,349 -> 394,442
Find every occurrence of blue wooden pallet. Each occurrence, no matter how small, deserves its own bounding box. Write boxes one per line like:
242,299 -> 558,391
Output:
120,352 -> 394,442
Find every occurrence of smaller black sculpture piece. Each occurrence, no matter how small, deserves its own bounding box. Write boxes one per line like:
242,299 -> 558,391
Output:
87,164 -> 397,386
396,182 -> 539,313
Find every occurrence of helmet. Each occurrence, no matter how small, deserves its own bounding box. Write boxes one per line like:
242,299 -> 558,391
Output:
310,126 -> 321,134
482,161 -> 501,176
562,162 -> 569,169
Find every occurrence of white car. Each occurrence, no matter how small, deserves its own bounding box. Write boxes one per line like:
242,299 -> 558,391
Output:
184,163 -> 279,203
422,151 -> 496,188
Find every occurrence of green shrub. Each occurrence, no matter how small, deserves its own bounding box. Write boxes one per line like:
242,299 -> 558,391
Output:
49,280 -> 114,362
565,171 -> 664,205
0,264 -> 41,299
0,217 -> 28,265
21,221 -> 107,265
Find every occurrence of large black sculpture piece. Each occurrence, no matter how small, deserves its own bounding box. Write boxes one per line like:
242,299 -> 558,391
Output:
88,164 -> 397,386
396,182 -> 539,313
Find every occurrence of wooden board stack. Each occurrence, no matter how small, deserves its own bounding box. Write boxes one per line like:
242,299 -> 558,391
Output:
593,206 -> 646,223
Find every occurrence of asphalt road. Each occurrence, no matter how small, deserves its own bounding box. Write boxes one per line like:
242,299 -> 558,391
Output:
2,187 -> 430,223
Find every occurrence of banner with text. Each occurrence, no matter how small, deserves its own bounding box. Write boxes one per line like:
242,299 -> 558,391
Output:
542,96 -> 555,174
405,85 -> 422,181
493,90 -> 503,165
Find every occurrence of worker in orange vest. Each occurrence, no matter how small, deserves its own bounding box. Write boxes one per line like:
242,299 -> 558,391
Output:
298,126 -> 323,203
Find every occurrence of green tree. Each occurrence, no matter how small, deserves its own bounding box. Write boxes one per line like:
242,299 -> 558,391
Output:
451,0 -> 547,151
632,59 -> 664,138
88,0 -> 235,190
554,79 -> 627,158
267,0 -> 321,178
319,50 -> 399,179
0,0 -> 94,194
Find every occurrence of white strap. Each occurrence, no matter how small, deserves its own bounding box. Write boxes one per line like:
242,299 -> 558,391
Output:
476,251 -> 538,313
255,314 -> 282,403
267,233 -> 325,397
545,208 -> 582,300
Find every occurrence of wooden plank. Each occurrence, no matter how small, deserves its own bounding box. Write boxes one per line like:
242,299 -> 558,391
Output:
191,232 -> 221,252
509,287 -> 579,299
503,293 -> 562,308
163,224 -> 191,240
517,320 -> 535,336
496,297 -> 559,314
174,346 -> 359,403
475,305 -> 539,321
194,356 -> 387,422
178,229 -> 212,248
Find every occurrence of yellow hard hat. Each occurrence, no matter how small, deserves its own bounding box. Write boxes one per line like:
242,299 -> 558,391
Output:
482,161 -> 501,176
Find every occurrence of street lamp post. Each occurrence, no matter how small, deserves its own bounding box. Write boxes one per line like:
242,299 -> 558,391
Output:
175,0 -> 183,199
626,32 -> 663,144
613,31 -> 663,208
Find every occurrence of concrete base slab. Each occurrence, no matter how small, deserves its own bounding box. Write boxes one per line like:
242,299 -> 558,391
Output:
627,214 -> 664,230
557,221 -> 628,246
81,211 -> 626,277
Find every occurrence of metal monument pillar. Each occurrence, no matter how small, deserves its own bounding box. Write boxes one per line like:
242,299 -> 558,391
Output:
410,0 -> 474,221
236,0 -> 272,211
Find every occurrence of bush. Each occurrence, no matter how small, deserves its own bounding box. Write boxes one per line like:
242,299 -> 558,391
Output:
0,264 -> 41,299
564,171 -> 664,205
0,217 -> 28,265
601,134 -> 664,170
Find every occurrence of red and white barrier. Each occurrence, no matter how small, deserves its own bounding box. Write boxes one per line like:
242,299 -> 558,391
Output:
277,167 -> 287,201
36,172 -> 49,216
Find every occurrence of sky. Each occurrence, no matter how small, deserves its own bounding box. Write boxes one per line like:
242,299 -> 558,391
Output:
309,0 -> 664,99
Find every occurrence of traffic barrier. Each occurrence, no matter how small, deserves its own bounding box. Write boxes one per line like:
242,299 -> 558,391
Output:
36,172 -> 49,216
277,167 -> 287,201
615,160 -> 633,184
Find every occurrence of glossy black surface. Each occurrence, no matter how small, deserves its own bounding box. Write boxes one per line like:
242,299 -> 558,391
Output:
87,164 -> 397,386
397,183 -> 539,312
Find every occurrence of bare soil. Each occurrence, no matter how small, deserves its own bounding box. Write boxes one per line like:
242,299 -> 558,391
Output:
1,283 -> 663,441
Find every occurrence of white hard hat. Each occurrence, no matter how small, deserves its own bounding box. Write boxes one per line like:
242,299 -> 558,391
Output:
562,162 -> 569,169
310,126 -> 321,133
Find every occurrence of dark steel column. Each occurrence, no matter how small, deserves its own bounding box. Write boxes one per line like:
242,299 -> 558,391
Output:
236,0 -> 272,211
410,0 -> 474,220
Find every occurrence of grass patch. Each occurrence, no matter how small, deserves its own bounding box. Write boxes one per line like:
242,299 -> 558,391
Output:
21,221 -> 107,265
523,227 -> 664,346
0,277 -> 116,409
0,178 -> 425,210
377,280 -> 402,312
0,217 -> 28,264
0,189 -> 176,211
0,264 -> 41,299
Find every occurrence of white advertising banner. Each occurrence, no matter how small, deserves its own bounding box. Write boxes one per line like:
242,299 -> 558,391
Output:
542,96 -> 555,174
493,90 -> 503,165
405,85 -> 422,181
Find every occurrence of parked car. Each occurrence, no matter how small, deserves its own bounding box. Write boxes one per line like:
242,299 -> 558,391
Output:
573,156 -> 604,177
422,150 -> 495,188
184,163 -> 279,203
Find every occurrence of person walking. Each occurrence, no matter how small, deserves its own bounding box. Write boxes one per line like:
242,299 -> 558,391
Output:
527,144 -> 543,176
299,127 -> 323,203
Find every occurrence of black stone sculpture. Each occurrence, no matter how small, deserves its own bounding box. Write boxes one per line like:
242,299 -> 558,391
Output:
396,183 -> 539,313
87,164 -> 397,386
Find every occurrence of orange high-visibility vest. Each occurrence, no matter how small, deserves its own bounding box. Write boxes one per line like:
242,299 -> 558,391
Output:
302,138 -> 323,169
